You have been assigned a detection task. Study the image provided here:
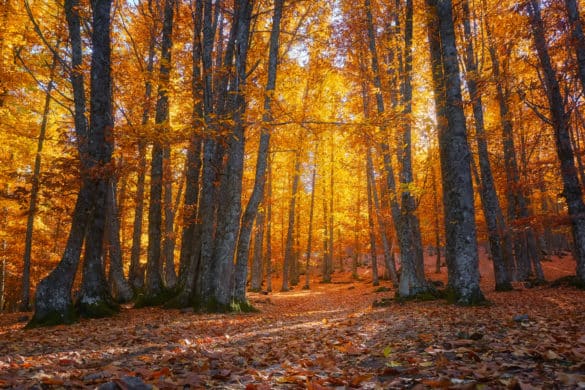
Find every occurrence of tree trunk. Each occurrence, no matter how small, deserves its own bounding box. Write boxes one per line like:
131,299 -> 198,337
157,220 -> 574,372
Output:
366,148 -> 398,285
461,0 -> 512,291
176,0 -> 204,303
76,0 -> 117,318
565,0 -> 585,95
145,0 -> 175,301
366,162 -> 380,286
107,179 -> 133,303
282,152 -> 300,291
429,0 -> 484,304
30,0 -> 116,326
129,0 -> 158,292
364,0 -> 428,296
432,166 -> 442,274
234,0 -> 283,301
250,203 -> 266,292
20,44 -> 59,312
266,159 -> 273,292
528,0 -> 585,285
397,0 -> 428,297
162,148 -> 178,288
303,164 -> 317,289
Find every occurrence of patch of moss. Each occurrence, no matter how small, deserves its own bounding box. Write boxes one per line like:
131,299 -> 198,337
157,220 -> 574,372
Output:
25,305 -> 78,329
550,275 -> 585,289
135,287 -> 179,308
442,286 -> 490,306
374,286 -> 391,293
230,300 -> 259,313
76,299 -> 119,319
494,283 -> 514,292
395,289 -> 441,303
372,297 -> 393,307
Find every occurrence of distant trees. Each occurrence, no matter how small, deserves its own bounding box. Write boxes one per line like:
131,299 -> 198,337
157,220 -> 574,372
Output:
4,0 -> 583,323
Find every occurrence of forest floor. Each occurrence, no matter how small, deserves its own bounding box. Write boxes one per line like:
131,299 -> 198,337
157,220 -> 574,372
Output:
1,255 -> 585,389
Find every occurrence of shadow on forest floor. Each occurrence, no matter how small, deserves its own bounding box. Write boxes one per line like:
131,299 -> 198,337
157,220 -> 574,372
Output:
0,254 -> 584,388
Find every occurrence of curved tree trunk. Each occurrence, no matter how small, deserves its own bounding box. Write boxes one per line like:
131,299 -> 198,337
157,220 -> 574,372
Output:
366,163 -> 380,286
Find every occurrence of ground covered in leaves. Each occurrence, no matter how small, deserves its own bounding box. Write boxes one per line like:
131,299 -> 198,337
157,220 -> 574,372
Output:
1,255 -> 585,389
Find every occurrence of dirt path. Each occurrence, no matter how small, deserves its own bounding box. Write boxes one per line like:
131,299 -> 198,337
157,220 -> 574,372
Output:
0,257 -> 584,388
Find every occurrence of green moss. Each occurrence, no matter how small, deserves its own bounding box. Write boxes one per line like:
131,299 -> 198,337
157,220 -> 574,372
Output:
374,286 -> 391,293
135,287 -> 179,308
76,298 -> 119,319
442,286 -> 489,306
394,289 -> 441,303
494,283 -> 514,292
550,275 -> 585,289
25,305 -> 78,329
230,300 -> 259,313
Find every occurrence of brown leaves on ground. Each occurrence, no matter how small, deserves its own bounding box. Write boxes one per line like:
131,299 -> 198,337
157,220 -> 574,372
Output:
1,256 -> 585,389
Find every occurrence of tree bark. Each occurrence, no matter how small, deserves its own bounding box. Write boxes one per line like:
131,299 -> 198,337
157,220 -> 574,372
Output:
250,203 -> 266,292
145,0 -> 175,301
76,0 -> 117,318
303,164 -> 317,289
282,152 -> 300,291
367,148 -> 398,285
565,0 -> 585,95
364,0 -> 428,296
428,0 -> 484,304
233,0 -> 283,302
30,0 -> 116,326
266,159 -> 273,292
366,162 -> 380,286
129,4 -> 158,292
107,178 -> 133,303
461,0 -> 512,291
208,0 -> 254,308
528,0 -> 585,285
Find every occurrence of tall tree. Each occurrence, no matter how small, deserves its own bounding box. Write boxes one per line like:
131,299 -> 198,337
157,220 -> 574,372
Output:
527,0 -> 585,285
233,0 -> 284,303
460,0 -> 512,291
144,0 -> 175,302
30,0 -> 117,326
427,0 -> 484,304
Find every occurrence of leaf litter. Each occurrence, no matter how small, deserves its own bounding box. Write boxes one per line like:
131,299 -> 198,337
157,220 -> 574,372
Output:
0,256 -> 584,389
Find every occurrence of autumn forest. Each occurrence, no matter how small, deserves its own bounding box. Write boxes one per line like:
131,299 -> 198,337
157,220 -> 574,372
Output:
1,0 -> 585,387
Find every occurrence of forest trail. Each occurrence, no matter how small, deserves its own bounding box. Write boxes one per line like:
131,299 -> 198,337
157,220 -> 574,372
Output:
1,255 -> 584,389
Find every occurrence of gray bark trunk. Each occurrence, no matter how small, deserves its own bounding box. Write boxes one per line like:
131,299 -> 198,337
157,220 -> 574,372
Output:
176,0 -> 203,301
162,147 -> 177,288
364,0 -> 428,296
303,165 -> 317,289
366,162 -> 380,286
233,0 -> 283,302
266,160 -> 273,292
250,203 -> 266,292
565,0 -> 585,95
107,179 -> 133,303
282,153 -> 300,291
461,0 -> 512,291
129,8 -> 158,292
528,0 -> 585,284
367,148 -> 398,285
145,0 -> 175,300
76,0 -> 117,317
430,0 -> 484,304
209,0 -> 254,308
